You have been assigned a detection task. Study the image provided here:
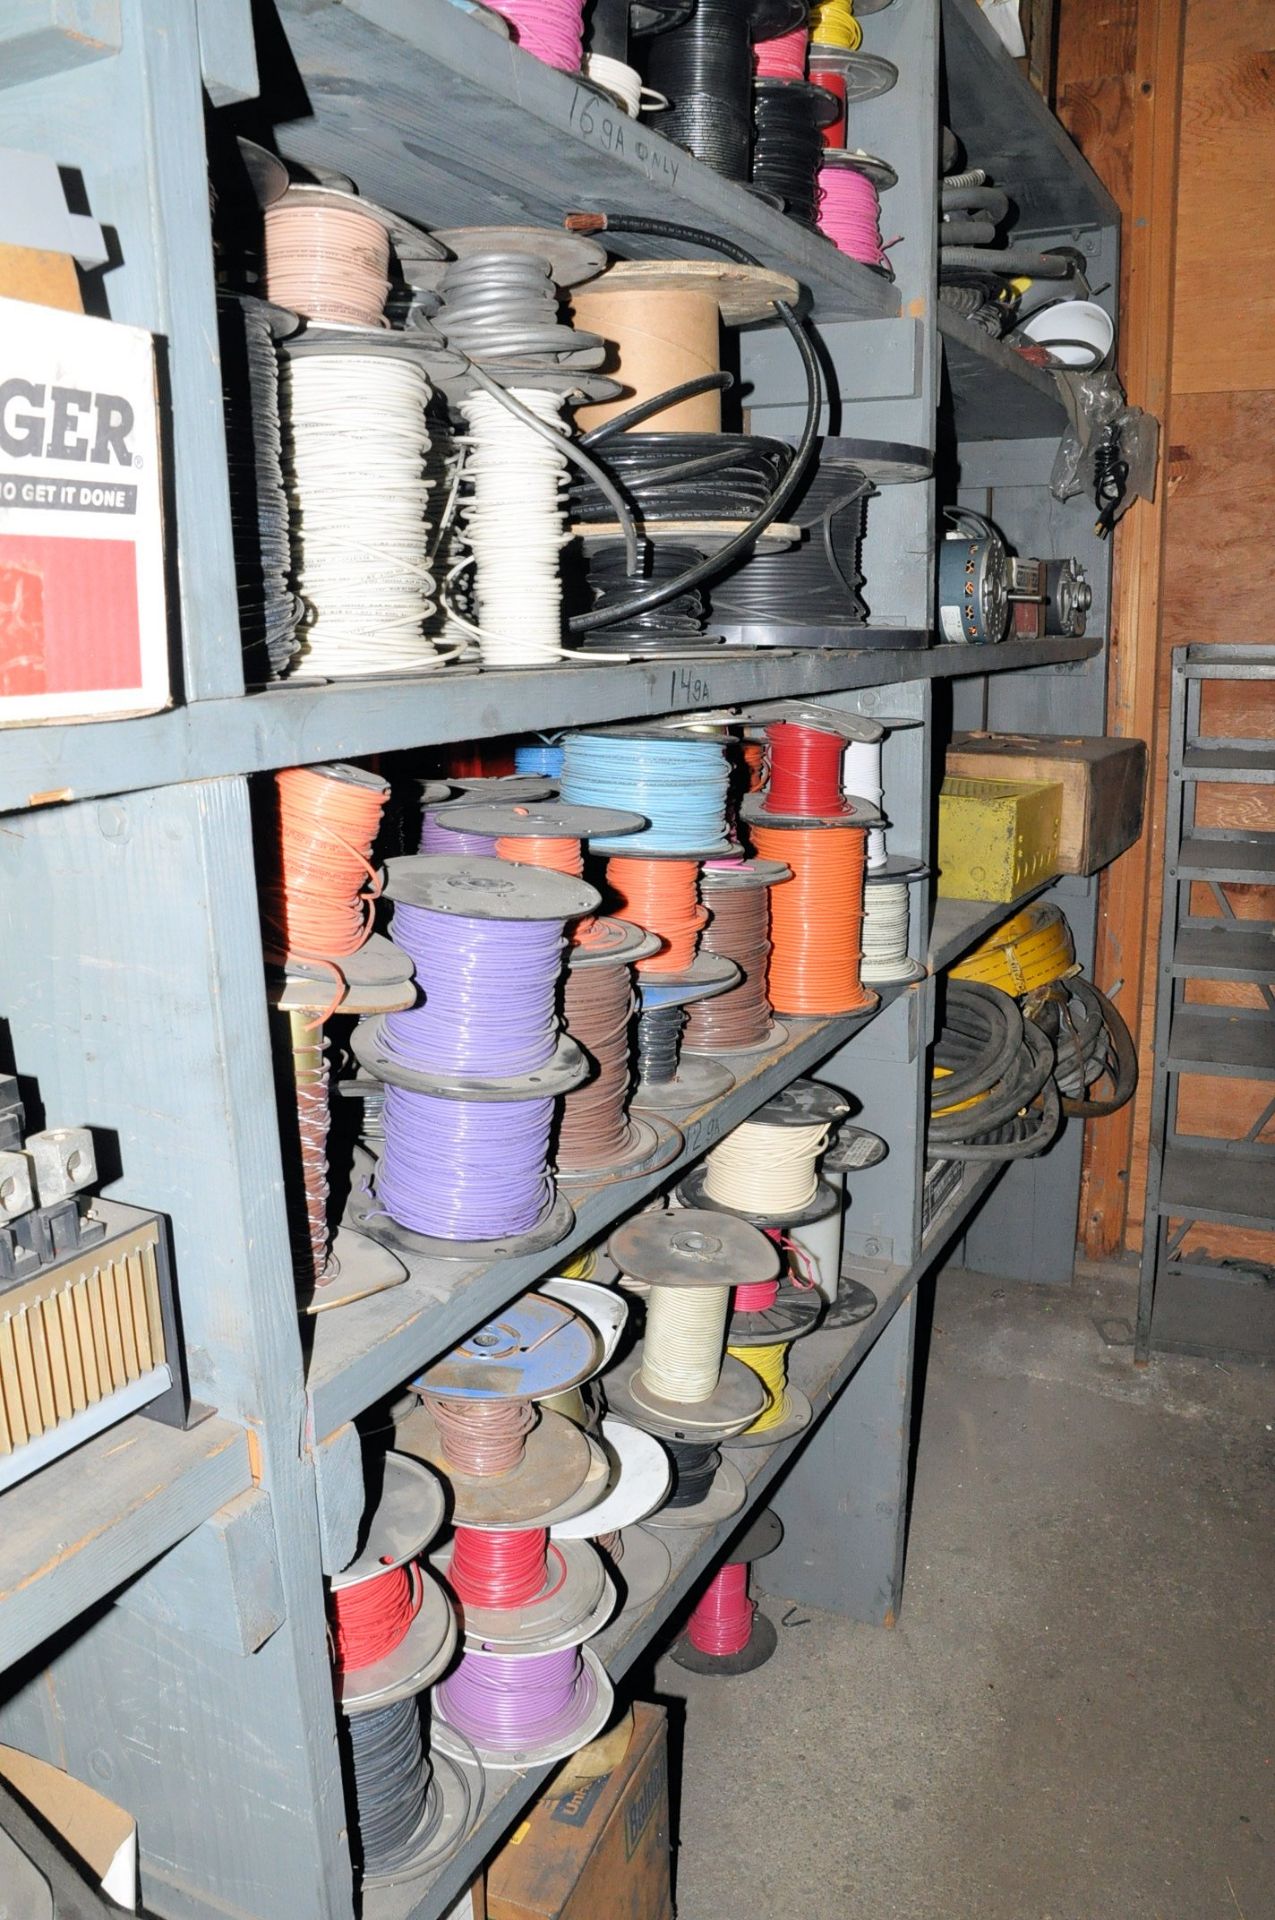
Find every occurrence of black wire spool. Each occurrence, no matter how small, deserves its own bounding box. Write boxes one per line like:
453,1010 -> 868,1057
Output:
664,1438 -> 723,1508
577,541 -> 717,654
345,1694 -> 441,1878
710,455 -> 876,645
751,79 -> 839,229
636,1003 -> 686,1086
643,0 -> 804,178
217,294 -> 301,682
589,0 -> 691,60
929,981 -> 1061,1162
570,432 -> 791,524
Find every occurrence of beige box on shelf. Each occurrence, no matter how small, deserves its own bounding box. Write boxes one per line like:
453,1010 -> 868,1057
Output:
945,732 -> 1147,875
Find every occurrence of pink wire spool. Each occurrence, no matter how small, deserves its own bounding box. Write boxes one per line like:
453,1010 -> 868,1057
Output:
818,161 -> 886,266
263,202 -> 391,328
687,1561 -> 754,1656
492,0 -> 585,71
754,23 -> 808,79
810,66 -> 847,146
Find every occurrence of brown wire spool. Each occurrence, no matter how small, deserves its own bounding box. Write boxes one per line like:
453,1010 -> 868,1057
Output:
557,959 -> 637,1171
683,859 -> 790,1054
570,261 -> 799,435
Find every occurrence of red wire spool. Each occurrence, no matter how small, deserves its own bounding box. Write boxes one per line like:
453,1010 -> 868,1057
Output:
449,1527 -> 549,1609
330,1563 -> 422,1674
763,723 -> 850,818
687,1561 -> 755,1657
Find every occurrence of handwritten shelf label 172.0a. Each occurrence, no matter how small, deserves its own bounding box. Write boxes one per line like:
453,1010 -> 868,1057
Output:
567,88 -> 679,186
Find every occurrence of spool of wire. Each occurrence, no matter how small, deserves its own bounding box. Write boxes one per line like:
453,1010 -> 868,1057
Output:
262,763 -> 389,967
754,22 -> 808,77
264,193 -> 390,328
378,1089 -> 557,1240
765,721 -> 852,817
710,455 -> 868,634
703,1114 -> 830,1214
515,738 -> 566,778
436,1645 -> 598,1754
455,386 -> 571,666
450,1526 -> 550,1609
860,876 -> 916,982
842,736 -> 887,866
751,822 -> 873,1015
330,1564 -> 422,1675
422,1395 -> 537,1479
605,856 -> 706,973
644,0 -> 755,179
664,1438 -> 723,1509
752,79 -> 835,228
558,960 -> 638,1170
809,63 -> 847,145
281,348 -> 445,677
952,902 -> 1077,997
818,157 -> 887,266
491,0 -> 585,70
640,1283 -> 730,1404
683,868 -> 782,1051
687,1561 -> 755,1654
579,542 -> 713,654
345,1695 -> 438,1878
811,0 -> 862,51
217,295 -> 300,681
562,730 -> 731,852
570,431 -> 790,526
726,1338 -> 794,1432
382,900 -> 564,1078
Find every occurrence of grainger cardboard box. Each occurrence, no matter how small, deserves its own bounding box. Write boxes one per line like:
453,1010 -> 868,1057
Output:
486,1703 -> 671,1920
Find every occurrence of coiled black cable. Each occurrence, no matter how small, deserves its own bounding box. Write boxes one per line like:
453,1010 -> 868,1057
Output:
636,1004 -> 686,1085
579,541 -> 713,653
218,294 -> 301,682
711,457 -> 869,627
664,1438 -> 722,1508
751,79 -> 827,229
930,981 -> 1061,1161
1035,978 -> 1138,1118
570,432 -> 790,524
644,0 -> 754,178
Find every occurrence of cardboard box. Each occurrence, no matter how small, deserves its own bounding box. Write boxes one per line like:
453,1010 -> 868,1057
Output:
945,733 -> 1147,875
0,295 -> 169,727
0,1743 -> 138,1907
486,1703 -> 672,1920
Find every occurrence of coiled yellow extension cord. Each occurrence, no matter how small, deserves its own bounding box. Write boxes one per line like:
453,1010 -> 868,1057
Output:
640,1285 -> 730,1404
727,1341 -> 792,1432
811,0 -> 862,51
703,1118 -> 831,1215
952,903 -> 1078,998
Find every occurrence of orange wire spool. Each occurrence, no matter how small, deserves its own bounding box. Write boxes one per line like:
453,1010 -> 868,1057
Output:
438,801 -> 645,949
750,823 -> 874,1015
263,763 -> 388,965
605,855 -> 707,974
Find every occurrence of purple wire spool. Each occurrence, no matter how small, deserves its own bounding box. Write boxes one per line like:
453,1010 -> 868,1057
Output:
434,1643 -> 612,1769
377,1087 -> 555,1241
418,776 -> 555,856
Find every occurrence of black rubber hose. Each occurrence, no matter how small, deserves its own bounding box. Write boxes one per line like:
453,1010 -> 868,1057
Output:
1058,979 -> 1139,1119
940,244 -> 1073,277
939,185 -> 1011,220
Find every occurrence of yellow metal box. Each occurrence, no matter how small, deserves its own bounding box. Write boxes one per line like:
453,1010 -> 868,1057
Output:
937,776 -> 1063,902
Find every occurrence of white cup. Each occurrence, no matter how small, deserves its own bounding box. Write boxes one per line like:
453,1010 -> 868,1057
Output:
1021,299 -> 1115,370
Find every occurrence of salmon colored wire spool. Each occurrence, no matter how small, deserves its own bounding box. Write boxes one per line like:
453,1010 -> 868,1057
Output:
751,823 -> 872,1015
559,961 -> 637,1169
263,201 -> 391,329
687,1561 -> 755,1657
450,1527 -> 550,1609
606,856 -> 706,974
764,723 -> 850,817
494,828 -> 604,945
262,766 -> 388,966
684,883 -> 775,1050
421,1395 -> 536,1478
330,1564 -> 422,1673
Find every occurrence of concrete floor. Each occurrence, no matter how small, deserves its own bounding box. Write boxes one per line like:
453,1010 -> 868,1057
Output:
657,1264 -> 1275,1920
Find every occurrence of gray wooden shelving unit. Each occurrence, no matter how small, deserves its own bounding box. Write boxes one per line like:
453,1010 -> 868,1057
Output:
0,3 -> 1117,1916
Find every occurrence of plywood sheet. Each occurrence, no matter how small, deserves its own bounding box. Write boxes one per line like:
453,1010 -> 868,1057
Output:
1162,391 -> 1275,642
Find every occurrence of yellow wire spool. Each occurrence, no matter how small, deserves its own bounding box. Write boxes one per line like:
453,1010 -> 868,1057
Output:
951,902 -> 1079,998
727,1341 -> 792,1433
560,1247 -> 597,1279
811,0 -> 862,51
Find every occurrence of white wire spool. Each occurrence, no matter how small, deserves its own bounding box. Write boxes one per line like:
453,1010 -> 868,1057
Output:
843,736 -> 887,868
281,351 -> 448,677
582,52 -> 643,115
639,1285 -> 729,1404
453,387 -> 570,666
702,1117 -> 830,1216
790,1194 -> 843,1303
860,877 -> 913,981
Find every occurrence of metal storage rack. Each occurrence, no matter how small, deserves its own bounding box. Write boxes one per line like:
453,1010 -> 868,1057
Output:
1137,644 -> 1275,1364
0,4 -> 1116,1916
